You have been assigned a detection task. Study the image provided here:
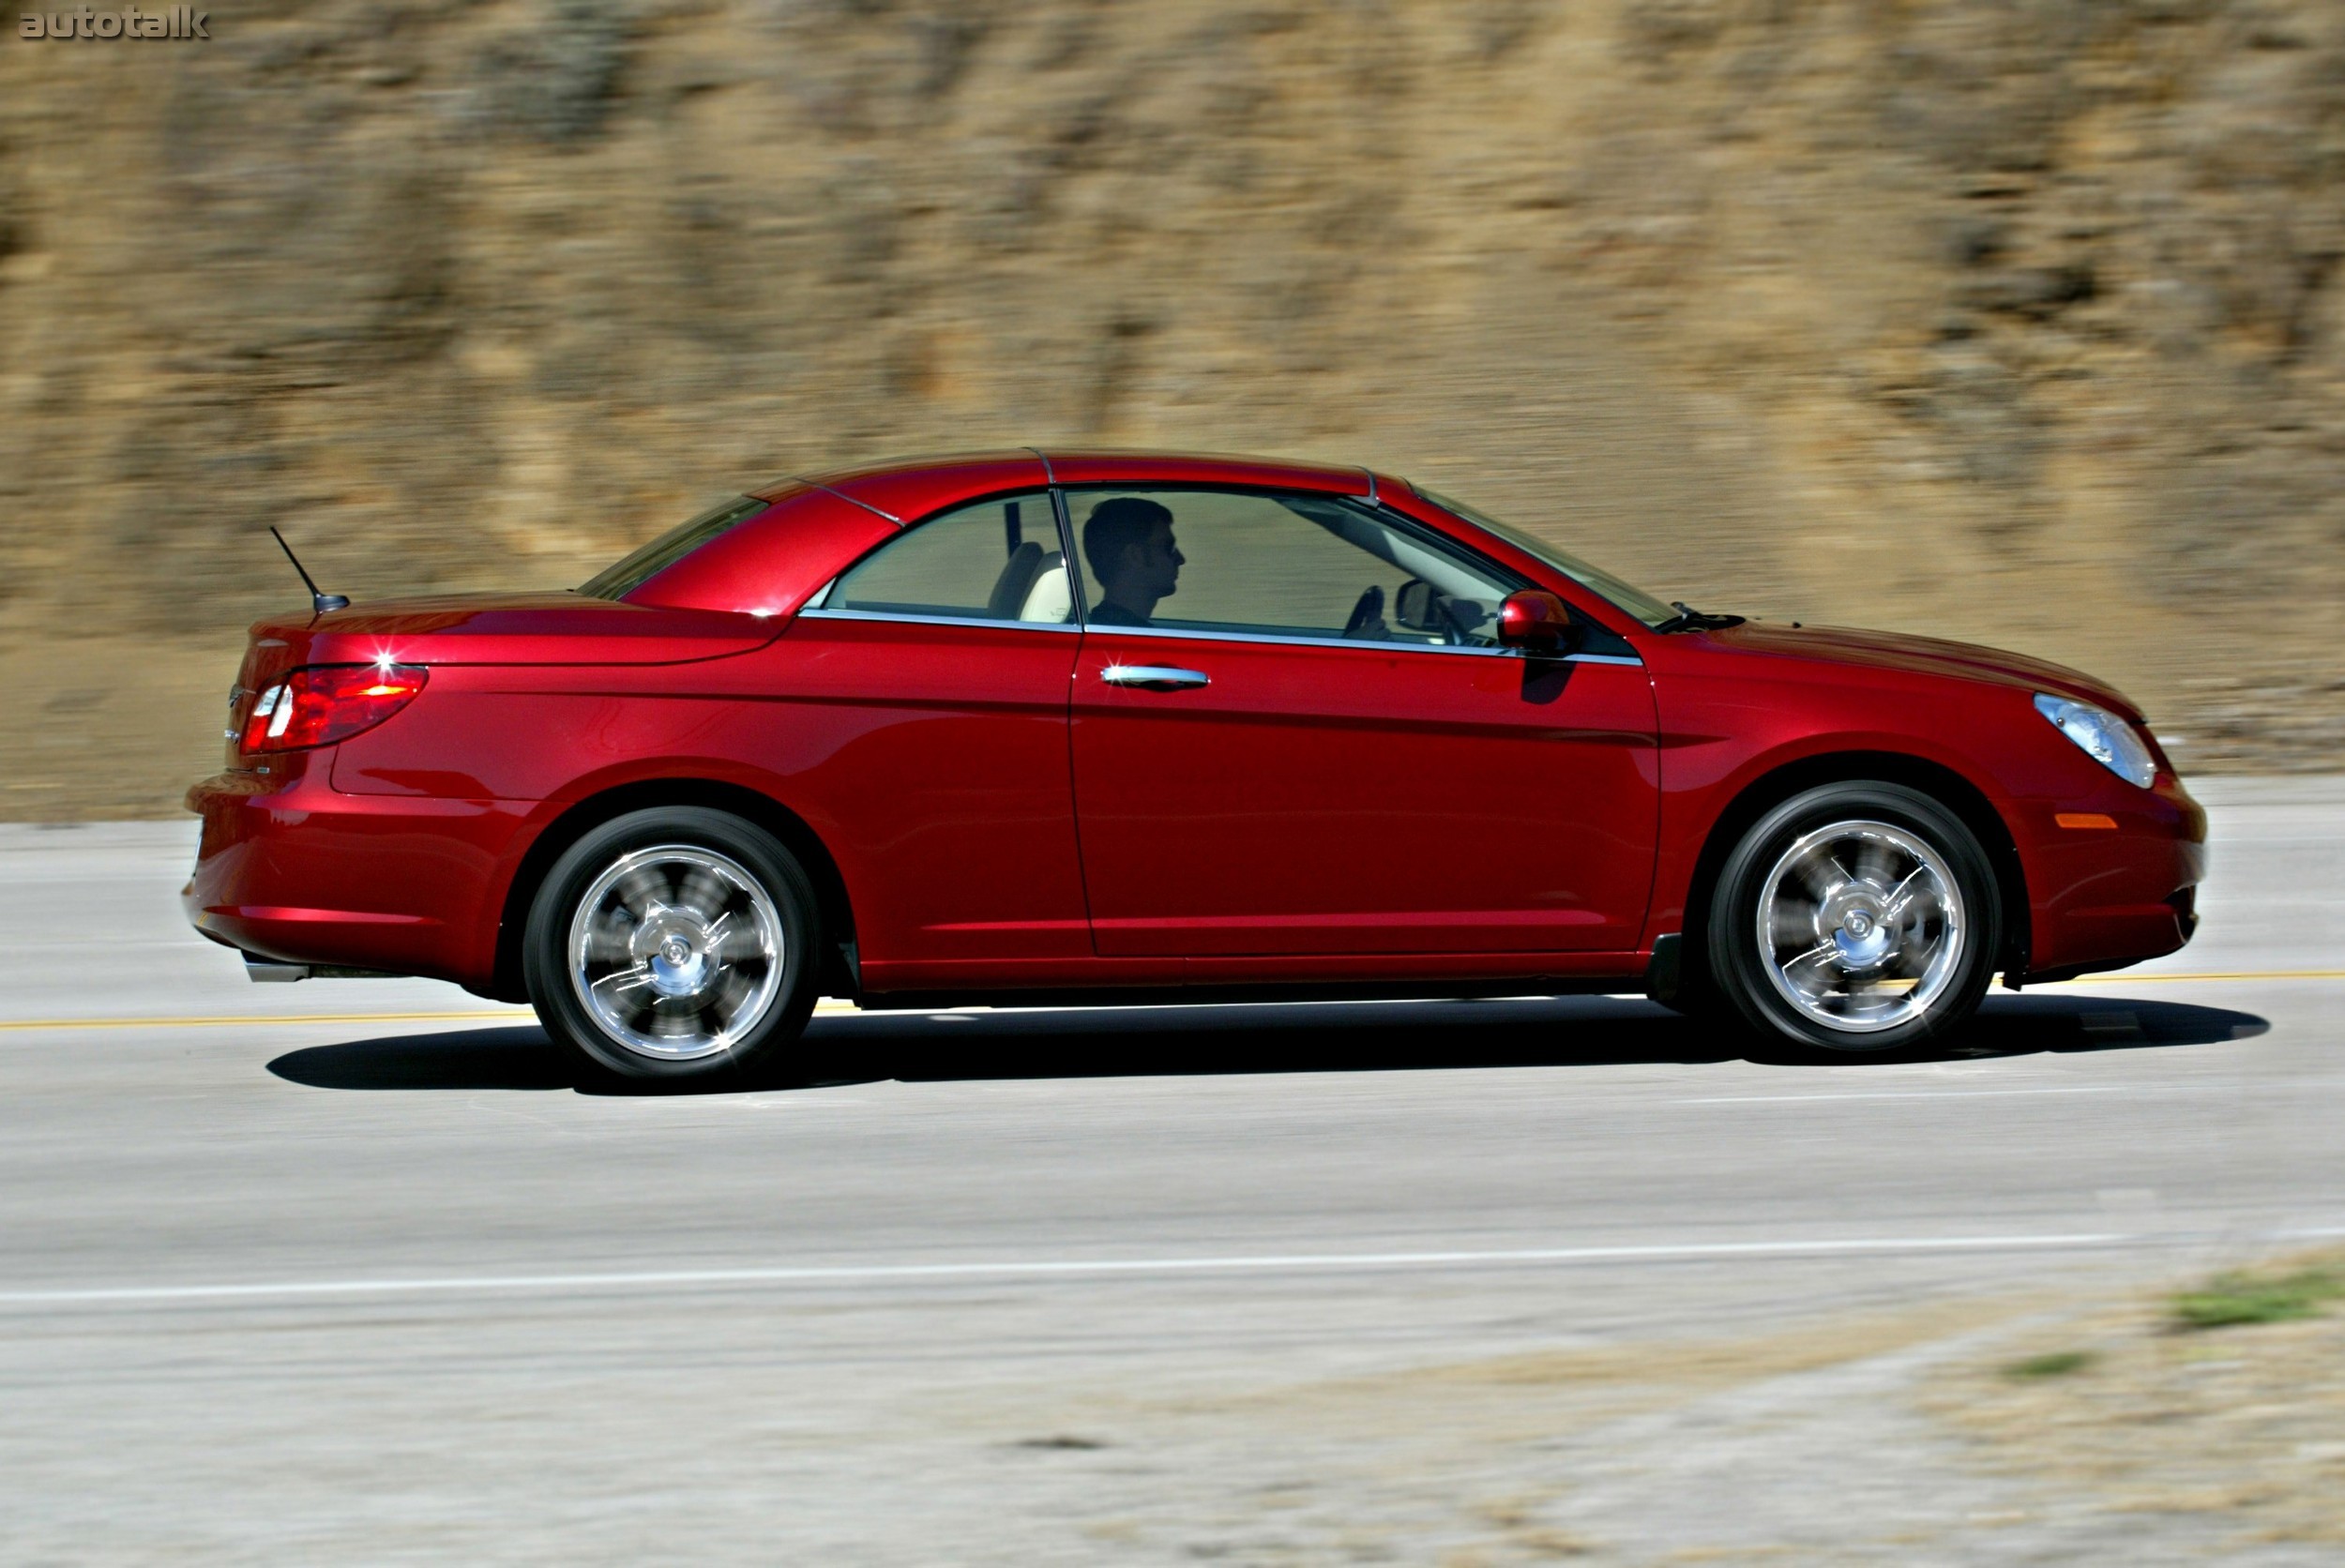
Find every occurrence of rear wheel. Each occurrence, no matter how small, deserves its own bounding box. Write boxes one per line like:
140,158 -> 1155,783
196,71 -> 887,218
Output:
524,807 -> 823,1085
1706,782 -> 2000,1053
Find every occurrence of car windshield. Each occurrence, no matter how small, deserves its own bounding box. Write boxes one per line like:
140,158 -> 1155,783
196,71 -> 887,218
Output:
580,494 -> 768,600
1416,487 -> 1677,628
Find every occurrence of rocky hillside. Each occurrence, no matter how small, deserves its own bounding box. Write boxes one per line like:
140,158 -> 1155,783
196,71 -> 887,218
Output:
4,0 -> 2342,814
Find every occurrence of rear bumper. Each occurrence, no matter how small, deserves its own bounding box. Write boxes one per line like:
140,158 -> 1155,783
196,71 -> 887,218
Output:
2018,772 -> 2205,981
182,760 -> 531,990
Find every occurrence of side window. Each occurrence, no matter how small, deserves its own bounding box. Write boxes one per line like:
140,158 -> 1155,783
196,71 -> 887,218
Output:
826,492 -> 1073,626
1064,488 -> 1523,646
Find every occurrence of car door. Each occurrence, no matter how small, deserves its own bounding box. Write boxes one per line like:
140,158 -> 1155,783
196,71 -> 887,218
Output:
1063,486 -> 1659,957
780,490 -> 1090,975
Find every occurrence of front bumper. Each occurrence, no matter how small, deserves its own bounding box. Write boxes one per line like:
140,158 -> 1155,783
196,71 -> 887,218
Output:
2018,770 -> 2205,982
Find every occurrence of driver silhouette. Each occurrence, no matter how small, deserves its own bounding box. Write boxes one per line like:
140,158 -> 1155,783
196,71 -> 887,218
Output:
1082,497 -> 1184,627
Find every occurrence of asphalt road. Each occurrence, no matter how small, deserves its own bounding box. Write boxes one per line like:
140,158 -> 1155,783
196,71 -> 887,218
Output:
1,778 -> 2339,1564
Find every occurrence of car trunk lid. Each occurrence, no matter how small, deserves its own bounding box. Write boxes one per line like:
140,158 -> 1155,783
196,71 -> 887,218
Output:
221,592 -> 779,767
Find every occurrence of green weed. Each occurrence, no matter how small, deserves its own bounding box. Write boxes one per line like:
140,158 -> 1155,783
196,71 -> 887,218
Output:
2002,1349 -> 2097,1380
2171,1269 -> 2345,1331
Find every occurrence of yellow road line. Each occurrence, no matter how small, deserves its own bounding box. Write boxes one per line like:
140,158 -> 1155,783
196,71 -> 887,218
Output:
0,973 -> 2336,1034
0,1009 -> 537,1033
0,1001 -> 867,1033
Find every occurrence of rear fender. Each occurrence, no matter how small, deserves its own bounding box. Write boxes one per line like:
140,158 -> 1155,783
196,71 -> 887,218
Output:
482,776 -> 856,1004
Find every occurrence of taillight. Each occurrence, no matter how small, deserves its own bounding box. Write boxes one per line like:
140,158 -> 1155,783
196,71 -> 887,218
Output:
241,663 -> 428,754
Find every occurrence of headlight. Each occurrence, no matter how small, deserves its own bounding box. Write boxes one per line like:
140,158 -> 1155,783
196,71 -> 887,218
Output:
2034,693 -> 2156,788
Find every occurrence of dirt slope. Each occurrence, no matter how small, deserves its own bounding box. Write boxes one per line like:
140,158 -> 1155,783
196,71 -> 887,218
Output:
4,1 -> 2342,816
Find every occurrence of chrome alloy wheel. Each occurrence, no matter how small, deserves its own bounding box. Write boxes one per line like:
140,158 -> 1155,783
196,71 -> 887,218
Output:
567,844 -> 785,1061
1754,819 -> 1965,1035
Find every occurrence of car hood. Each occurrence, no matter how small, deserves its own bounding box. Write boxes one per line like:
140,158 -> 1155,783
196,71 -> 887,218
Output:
1702,621 -> 2144,720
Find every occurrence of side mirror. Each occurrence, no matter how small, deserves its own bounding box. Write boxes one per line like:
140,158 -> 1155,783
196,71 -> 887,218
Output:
1394,578 -> 1440,631
1497,590 -> 1580,655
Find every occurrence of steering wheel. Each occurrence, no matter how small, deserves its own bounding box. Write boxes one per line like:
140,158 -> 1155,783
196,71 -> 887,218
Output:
1341,584 -> 1387,640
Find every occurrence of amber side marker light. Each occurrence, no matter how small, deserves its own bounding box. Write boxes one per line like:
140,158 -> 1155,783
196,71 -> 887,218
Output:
2054,812 -> 2120,831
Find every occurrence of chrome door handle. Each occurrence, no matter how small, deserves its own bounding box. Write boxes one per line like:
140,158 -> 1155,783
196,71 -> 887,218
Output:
1100,664 -> 1209,691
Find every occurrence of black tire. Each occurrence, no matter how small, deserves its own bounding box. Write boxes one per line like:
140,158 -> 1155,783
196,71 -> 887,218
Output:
1705,781 -> 2001,1054
523,807 -> 824,1086
1646,930 -> 1746,1033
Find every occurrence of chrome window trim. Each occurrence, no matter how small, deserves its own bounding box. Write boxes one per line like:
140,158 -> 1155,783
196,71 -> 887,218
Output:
794,607 -> 1642,662
796,606 -> 1083,634
791,477 -> 903,526
1080,621 -> 1642,663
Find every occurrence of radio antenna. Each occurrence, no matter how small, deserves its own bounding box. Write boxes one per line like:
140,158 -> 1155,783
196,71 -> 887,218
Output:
269,527 -> 349,613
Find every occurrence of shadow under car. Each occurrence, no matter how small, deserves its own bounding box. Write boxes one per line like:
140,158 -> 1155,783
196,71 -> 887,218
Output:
265,991 -> 2271,1095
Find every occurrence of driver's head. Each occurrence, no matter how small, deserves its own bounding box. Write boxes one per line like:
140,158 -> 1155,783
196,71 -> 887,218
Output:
1083,497 -> 1182,605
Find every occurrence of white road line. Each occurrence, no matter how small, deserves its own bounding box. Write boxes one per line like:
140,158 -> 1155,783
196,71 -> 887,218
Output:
0,1232 -> 2133,1308
1683,1086 -> 2156,1105
2067,970 -> 2345,984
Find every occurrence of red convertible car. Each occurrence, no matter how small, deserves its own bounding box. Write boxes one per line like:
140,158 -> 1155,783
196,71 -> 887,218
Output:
186,450 -> 2203,1081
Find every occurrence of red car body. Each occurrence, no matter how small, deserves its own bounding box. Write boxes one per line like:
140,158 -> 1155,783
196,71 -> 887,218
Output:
185,450 -> 2202,1010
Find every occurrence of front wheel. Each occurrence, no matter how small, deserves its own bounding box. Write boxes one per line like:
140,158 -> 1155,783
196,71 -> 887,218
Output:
523,807 -> 824,1085
1706,782 -> 2001,1053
